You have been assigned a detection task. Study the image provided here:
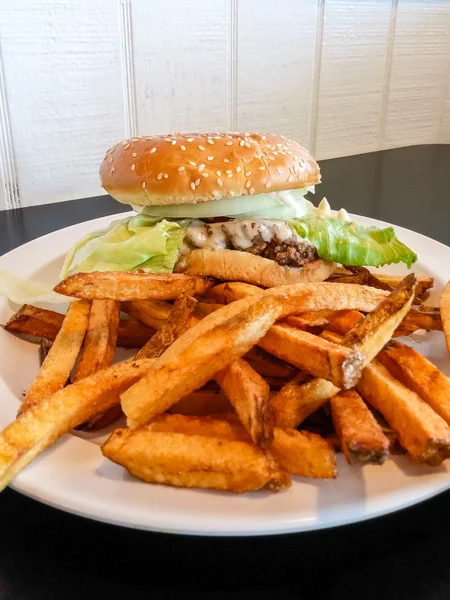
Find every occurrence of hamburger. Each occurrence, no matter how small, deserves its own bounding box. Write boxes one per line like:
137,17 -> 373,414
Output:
61,132 -> 416,285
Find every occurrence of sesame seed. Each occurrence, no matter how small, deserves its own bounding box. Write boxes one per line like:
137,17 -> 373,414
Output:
245,181 -> 251,189
227,173 -> 233,178
223,158 -> 230,163
198,145 -> 205,151
254,153 -> 262,159
132,152 -> 138,157
265,182 -> 271,188
157,173 -> 163,180
131,164 -> 136,171
273,151 -> 278,155
165,138 -> 171,142
229,191 -> 235,197
207,156 -> 214,161
108,157 -> 113,164
207,139 -> 214,145
277,168 -> 282,174
236,166 -> 242,173
110,167 -> 115,175
225,169 -> 233,174
202,173 -> 209,178
123,143 -> 130,150
217,178 -> 223,186
187,137 -> 194,142
225,141 -> 233,146
122,140 -> 129,146
150,147 -> 156,154
239,140 -> 245,147
287,151 -> 292,155
293,155 -> 299,160
288,175 -> 294,183
198,164 -> 205,172
245,170 -> 252,177
195,178 -> 200,186
180,145 -> 186,151
188,161 -> 197,166
250,188 -> 255,195
213,135 -> 221,140
258,166 -> 265,171
190,182 -> 196,191
142,181 -> 146,189
267,156 -> 275,161
172,140 -> 177,145
178,166 -> 185,172
163,173 -> 168,179
216,170 -> 221,176
213,191 -> 221,198
261,135 -> 266,140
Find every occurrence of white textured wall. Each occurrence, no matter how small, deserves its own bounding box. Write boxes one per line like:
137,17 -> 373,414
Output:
0,0 -> 449,210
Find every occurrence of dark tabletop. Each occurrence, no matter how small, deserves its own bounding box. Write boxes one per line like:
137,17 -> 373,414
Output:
0,145 -> 449,600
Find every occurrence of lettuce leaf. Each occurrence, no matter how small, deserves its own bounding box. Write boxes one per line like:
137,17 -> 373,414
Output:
61,215 -> 191,278
289,215 -> 417,268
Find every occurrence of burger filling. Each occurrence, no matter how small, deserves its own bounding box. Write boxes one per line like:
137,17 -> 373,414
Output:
179,218 -> 318,269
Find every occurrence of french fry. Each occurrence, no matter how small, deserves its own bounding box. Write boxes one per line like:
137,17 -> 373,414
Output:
19,300 -> 91,414
440,280 -> 450,357
215,359 -> 272,449
194,302 -> 224,318
203,281 -> 262,304
357,360 -> 450,465
121,300 -> 172,331
0,357 -> 156,491
282,311 -> 333,331
101,429 -> 287,493
329,270 -> 434,299
169,390 -> 233,416
244,346 -> 296,379
378,340 -> 450,426
54,272 -> 214,301
148,413 -> 336,479
270,373 -> 339,429
259,324 -> 364,389
330,390 -> 389,465
376,274 -> 434,298
121,295 -> 285,428
136,295 -> 197,359
4,304 -> 64,340
73,300 -> 120,382
4,304 -> 154,348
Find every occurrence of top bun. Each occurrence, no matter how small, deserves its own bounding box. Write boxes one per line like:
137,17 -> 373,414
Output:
100,133 -> 320,207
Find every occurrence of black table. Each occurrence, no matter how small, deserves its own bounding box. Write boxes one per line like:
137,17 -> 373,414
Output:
1,145 -> 449,600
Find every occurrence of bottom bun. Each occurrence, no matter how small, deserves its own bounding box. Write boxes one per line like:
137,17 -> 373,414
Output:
179,248 -> 336,288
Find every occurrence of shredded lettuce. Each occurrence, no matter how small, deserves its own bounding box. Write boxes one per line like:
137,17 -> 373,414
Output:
289,215 -> 417,268
61,215 -> 191,278
0,269 -> 66,305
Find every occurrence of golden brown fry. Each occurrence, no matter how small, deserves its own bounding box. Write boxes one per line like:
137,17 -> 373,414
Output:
121,300 -> 172,331
54,272 -> 214,301
102,429 -> 286,493
204,281 -> 262,304
194,302 -> 224,318
259,324 -> 364,389
282,311 -> 333,331
330,390 -> 389,465
396,306 -> 442,336
4,304 -> 64,340
270,373 -> 339,429
377,274 -> 434,298
73,299 -> 120,382
148,412 -> 249,440
215,359 -> 272,449
169,390 -> 233,416
378,340 -> 450,426
136,296 -> 197,359
327,272 -> 368,286
357,360 -> 450,465
245,346 -> 296,379
440,280 -> 450,357
20,300 -> 91,414
271,428 -> 336,479
121,295 -> 285,428
0,357 -> 156,491
3,304 -> 153,348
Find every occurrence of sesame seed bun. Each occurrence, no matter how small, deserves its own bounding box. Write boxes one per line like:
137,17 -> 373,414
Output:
100,133 -> 320,207
178,249 -> 336,288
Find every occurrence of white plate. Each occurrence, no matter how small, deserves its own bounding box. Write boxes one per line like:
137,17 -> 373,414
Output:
1,211 -> 450,536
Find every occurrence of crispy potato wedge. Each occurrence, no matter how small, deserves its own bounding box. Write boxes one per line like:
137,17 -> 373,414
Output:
282,311 -> 333,331
215,359 -> 272,449
20,300 -> 91,414
357,360 -> 450,465
440,280 -> 450,357
244,346 -> 296,379
148,413 -> 249,440
329,270 -> 433,299
102,429 -> 287,493
4,304 -> 64,340
4,304 -> 153,348
0,358 -> 156,491
330,390 -> 389,465
136,295 -> 197,359
194,302 -> 224,318
121,295 -> 285,428
169,390 -> 233,416
54,272 -> 214,301
376,274 -> 433,298
378,340 -> 450,426
270,373 -> 339,429
73,300 -> 120,382
259,324 -> 364,389
121,300 -> 172,331
396,306 -> 442,335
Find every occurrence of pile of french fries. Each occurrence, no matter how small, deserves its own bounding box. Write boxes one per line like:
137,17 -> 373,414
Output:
1,266 -> 450,494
